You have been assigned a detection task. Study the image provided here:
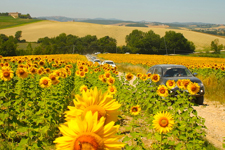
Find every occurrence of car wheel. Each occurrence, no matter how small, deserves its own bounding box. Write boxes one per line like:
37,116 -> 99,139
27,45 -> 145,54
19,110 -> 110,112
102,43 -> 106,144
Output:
195,96 -> 204,105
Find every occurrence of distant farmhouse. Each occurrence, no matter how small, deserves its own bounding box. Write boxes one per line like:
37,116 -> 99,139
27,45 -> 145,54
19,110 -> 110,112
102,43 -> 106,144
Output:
8,12 -> 21,18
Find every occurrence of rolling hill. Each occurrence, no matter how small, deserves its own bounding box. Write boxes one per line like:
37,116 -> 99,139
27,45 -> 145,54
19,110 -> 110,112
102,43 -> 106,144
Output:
0,20 -> 225,50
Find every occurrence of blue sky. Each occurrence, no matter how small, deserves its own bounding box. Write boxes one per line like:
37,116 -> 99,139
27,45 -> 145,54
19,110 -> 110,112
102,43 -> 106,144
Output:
1,0 -> 224,24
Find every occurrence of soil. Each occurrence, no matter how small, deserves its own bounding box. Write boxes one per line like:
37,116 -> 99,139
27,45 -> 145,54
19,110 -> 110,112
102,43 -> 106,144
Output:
193,100 -> 225,150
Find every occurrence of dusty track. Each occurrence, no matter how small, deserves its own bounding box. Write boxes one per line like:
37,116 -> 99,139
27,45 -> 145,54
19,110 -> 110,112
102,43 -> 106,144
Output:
193,100 -> 225,150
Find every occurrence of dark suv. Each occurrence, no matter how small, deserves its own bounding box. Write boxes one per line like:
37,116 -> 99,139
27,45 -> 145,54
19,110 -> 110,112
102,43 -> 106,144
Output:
147,64 -> 205,105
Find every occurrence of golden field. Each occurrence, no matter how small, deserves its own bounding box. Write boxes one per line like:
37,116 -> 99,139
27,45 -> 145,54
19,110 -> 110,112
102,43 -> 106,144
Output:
1,20 -> 225,50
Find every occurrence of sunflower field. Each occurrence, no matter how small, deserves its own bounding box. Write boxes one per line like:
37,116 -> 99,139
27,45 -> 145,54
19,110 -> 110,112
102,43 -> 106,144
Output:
0,54 -> 217,150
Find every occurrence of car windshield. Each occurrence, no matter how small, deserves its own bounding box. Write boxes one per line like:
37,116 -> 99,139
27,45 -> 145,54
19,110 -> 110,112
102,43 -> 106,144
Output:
106,61 -> 114,64
163,68 -> 193,77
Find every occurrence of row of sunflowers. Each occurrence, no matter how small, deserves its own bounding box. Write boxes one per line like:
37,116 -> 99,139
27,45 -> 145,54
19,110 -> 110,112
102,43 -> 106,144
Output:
0,54 -> 209,149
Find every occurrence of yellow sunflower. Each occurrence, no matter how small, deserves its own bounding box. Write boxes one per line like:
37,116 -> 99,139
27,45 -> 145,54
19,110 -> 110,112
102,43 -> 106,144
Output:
79,85 -> 88,93
187,82 -> 200,95
0,67 -> 14,81
157,85 -> 169,97
130,105 -> 141,115
176,79 -> 183,89
104,72 -> 111,78
65,87 -> 121,124
182,79 -> 191,90
136,73 -> 142,78
54,111 -> 125,150
126,73 -> 133,81
49,73 -> 60,85
29,67 -> 37,75
108,85 -> 117,95
166,80 -> 176,89
39,60 -> 45,66
16,68 -> 29,79
140,74 -> 148,81
153,111 -> 174,134
75,70 -> 80,76
147,73 -> 152,78
151,74 -> 160,82
39,77 -> 52,88
79,71 -> 85,78
107,77 -> 115,85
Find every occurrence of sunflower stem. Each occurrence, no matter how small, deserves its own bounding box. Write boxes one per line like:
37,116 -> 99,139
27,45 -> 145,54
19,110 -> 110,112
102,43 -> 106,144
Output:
160,133 -> 163,150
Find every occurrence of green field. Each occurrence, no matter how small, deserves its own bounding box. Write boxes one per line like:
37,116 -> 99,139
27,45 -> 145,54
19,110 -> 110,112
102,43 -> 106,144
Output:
0,16 -> 43,29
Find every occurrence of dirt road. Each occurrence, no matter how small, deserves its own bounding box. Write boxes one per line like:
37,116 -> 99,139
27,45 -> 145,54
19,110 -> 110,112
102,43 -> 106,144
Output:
193,100 -> 225,150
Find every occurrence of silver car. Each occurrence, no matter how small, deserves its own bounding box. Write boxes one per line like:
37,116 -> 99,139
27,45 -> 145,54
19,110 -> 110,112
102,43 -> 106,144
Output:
102,60 -> 116,68
147,64 -> 205,105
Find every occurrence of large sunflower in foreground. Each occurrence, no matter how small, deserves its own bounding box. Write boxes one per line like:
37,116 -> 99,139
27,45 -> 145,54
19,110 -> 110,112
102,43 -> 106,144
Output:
65,87 -> 121,124
187,82 -> 200,95
153,111 -> 174,134
157,85 -> 169,97
54,111 -> 125,150
130,105 -> 141,115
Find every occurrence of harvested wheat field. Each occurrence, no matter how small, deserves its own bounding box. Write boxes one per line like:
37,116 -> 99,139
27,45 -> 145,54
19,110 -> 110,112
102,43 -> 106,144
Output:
1,20 -> 225,50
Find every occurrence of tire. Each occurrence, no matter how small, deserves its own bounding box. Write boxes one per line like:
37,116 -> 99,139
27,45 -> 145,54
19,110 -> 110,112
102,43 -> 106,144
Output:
195,96 -> 204,105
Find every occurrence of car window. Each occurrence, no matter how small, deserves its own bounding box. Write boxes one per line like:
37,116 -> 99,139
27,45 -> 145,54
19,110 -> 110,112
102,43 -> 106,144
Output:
148,67 -> 155,74
106,62 -> 114,64
163,68 -> 193,77
154,67 -> 162,76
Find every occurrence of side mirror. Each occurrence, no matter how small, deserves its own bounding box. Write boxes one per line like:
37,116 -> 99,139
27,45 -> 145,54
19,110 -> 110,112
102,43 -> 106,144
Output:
193,73 -> 198,76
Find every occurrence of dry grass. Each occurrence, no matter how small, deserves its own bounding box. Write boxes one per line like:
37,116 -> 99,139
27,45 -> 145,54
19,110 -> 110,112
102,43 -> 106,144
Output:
117,63 -> 147,74
197,74 -> 225,104
1,20 -> 225,50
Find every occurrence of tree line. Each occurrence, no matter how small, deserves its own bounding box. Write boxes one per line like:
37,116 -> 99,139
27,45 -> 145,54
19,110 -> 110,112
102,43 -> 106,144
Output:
0,29 -> 199,56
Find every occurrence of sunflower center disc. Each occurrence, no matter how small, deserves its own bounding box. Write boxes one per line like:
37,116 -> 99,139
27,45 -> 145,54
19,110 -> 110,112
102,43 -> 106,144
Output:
110,88 -> 115,92
132,107 -> 138,112
19,70 -> 25,75
160,89 -> 165,94
43,80 -> 48,85
85,105 -> 106,120
3,72 -> 10,77
191,86 -> 197,91
73,132 -> 104,150
159,118 -> 168,127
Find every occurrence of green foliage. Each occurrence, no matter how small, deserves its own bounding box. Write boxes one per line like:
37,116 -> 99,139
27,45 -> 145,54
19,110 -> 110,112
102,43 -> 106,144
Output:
0,16 -> 42,29
125,23 -> 148,27
35,34 -> 117,55
211,39 -> 224,54
0,35 -> 17,56
15,31 -> 22,42
161,31 -> 195,54
125,29 -> 195,54
0,59 -> 76,149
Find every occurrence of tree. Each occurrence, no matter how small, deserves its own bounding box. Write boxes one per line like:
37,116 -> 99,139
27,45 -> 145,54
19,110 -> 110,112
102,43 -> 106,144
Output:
161,31 -> 195,54
0,36 -> 17,56
15,31 -> 22,42
125,29 -> 145,48
141,30 -> 161,54
98,36 -> 117,53
26,43 -> 33,55
211,39 -> 224,54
